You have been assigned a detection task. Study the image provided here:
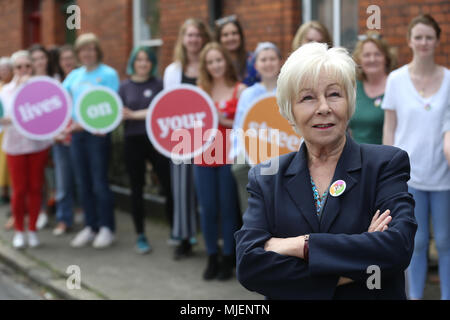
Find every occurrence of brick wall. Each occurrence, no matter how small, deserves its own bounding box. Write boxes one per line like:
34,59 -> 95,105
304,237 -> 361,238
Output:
158,0 -> 300,77
0,0 -> 25,56
0,0 -> 448,77
77,0 -> 133,79
40,0 -> 66,47
358,0 -> 450,68
222,0 -> 301,62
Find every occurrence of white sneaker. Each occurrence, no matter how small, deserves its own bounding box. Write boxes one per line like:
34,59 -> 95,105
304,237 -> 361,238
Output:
36,212 -> 48,230
52,222 -> 68,236
13,232 -> 26,249
70,227 -> 96,248
27,231 -> 40,248
92,227 -> 115,249
167,237 -> 181,247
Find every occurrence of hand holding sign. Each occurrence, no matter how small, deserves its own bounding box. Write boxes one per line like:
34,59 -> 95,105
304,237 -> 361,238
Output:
75,86 -> 123,134
238,94 -> 302,165
146,84 -> 218,162
10,76 -> 72,140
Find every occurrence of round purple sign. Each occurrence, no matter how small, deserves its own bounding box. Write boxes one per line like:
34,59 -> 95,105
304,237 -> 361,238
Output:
11,76 -> 72,140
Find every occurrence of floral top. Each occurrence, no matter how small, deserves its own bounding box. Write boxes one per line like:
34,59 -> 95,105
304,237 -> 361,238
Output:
311,177 -> 328,216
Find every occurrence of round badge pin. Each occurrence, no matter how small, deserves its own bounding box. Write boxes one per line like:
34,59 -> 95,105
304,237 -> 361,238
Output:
143,89 -> 152,98
374,97 -> 382,108
329,180 -> 346,197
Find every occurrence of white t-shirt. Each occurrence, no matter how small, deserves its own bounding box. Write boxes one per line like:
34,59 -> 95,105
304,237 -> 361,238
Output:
442,99 -> 450,133
382,65 -> 450,191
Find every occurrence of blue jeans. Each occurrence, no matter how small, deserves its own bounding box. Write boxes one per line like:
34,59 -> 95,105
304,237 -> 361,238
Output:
52,143 -> 75,227
193,165 -> 239,256
70,131 -> 115,232
407,187 -> 450,300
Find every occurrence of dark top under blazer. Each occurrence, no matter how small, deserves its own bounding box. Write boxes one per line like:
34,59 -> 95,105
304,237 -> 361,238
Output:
235,136 -> 417,300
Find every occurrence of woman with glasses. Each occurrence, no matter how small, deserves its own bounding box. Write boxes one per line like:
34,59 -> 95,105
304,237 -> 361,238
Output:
0,51 -> 52,249
215,15 -> 259,87
382,14 -> 450,300
348,31 -> 397,145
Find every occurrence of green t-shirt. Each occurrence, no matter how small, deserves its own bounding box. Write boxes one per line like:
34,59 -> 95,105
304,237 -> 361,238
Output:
348,80 -> 385,145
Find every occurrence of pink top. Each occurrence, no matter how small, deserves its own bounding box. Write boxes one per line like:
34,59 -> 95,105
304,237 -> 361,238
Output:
0,79 -> 52,155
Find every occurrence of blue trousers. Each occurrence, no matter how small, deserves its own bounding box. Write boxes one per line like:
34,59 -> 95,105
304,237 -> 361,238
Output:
193,165 -> 239,256
407,187 -> 450,300
52,143 -> 75,227
70,131 -> 115,232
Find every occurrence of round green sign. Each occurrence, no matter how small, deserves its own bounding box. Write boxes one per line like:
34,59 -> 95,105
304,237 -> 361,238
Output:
76,86 -> 123,134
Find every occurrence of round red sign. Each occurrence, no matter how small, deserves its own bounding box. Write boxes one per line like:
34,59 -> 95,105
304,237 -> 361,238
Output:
146,85 -> 218,162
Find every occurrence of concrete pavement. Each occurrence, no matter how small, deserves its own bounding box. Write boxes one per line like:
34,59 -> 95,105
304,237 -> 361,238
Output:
0,202 -> 442,300
0,204 -> 261,300
0,262 -> 44,300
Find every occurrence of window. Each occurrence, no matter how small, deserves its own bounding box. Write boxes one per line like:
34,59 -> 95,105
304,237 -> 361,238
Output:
302,0 -> 358,52
60,0 -> 77,44
133,0 -> 162,47
24,0 -> 42,46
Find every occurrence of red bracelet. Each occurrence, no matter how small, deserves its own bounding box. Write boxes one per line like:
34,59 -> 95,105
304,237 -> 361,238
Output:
303,235 -> 309,262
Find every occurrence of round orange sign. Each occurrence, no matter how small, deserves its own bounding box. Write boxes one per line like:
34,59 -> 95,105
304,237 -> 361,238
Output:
238,94 -> 302,165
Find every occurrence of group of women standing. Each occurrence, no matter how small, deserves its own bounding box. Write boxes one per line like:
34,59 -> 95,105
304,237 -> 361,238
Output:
162,17 -> 254,280
0,12 -> 448,297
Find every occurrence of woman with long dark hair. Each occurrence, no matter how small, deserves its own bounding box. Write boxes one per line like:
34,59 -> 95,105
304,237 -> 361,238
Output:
51,44 -> 78,236
215,15 -> 259,87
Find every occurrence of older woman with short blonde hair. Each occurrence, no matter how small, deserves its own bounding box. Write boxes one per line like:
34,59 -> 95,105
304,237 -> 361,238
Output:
63,33 -> 120,249
235,42 -> 417,300
74,33 -> 104,63
0,51 -> 52,249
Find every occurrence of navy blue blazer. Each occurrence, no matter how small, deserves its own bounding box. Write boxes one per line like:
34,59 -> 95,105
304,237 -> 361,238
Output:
235,136 -> 417,300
